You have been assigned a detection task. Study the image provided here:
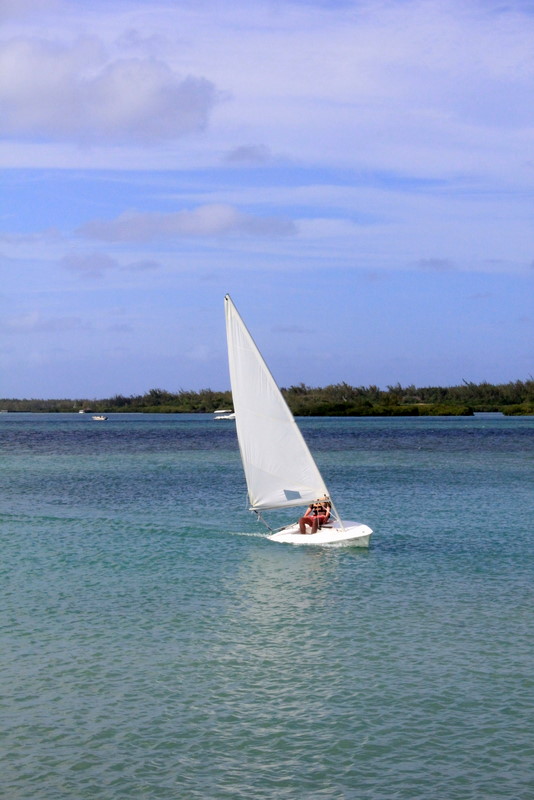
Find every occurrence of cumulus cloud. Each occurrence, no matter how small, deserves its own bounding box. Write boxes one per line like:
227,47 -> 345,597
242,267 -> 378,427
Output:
77,204 -> 296,241
0,36 -> 217,143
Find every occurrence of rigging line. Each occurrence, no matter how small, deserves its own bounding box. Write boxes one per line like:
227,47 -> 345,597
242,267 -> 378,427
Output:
329,499 -> 345,531
253,510 -> 273,532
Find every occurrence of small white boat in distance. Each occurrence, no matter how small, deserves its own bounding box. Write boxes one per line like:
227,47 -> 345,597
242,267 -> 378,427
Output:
224,294 -> 372,546
213,408 -> 236,420
92,415 -> 108,421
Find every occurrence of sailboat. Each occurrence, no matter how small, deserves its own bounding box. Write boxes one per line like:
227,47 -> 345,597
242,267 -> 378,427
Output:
225,295 -> 372,546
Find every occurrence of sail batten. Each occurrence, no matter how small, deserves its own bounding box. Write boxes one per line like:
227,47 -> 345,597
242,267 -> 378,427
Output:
225,294 -> 329,511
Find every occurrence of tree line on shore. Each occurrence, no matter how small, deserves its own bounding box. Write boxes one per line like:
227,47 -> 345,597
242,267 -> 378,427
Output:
1,379 -> 533,415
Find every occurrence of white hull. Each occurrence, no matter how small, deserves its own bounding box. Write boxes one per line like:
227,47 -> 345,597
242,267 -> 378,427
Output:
267,520 -> 372,547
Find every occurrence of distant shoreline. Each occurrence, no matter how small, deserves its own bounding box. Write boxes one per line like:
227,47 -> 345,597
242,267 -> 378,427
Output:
2,380 -> 533,416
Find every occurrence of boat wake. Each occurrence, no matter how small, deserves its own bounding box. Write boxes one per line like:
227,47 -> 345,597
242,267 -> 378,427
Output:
226,530 -> 268,539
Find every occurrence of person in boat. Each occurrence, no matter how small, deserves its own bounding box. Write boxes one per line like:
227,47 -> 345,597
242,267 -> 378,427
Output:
298,497 -> 331,534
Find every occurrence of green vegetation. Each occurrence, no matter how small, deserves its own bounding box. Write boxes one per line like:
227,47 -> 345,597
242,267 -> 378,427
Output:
1,379 -> 533,415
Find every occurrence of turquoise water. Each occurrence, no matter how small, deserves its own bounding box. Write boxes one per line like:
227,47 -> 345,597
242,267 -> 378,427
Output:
1,413 -> 533,800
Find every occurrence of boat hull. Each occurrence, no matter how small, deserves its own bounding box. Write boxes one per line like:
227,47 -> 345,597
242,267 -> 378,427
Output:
267,521 -> 372,547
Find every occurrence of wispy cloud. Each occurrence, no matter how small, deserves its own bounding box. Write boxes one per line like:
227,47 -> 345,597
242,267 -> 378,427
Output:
224,144 -> 273,165
0,0 -> 58,22
61,252 -> 162,278
0,229 -> 61,245
61,251 -> 118,278
186,344 -> 212,362
3,310 -> 90,333
272,324 -> 312,335
125,259 -> 160,273
77,204 -> 296,241
417,258 -> 456,272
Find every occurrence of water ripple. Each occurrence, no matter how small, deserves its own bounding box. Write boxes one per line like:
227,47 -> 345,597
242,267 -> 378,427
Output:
1,415 -> 533,799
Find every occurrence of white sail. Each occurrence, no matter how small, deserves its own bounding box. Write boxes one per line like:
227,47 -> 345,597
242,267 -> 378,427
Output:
225,294 -> 329,511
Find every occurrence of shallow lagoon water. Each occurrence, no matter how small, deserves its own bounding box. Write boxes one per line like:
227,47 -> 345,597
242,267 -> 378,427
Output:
1,413 -> 533,799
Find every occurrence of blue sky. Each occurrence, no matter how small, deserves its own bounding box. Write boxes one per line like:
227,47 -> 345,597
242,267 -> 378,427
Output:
1,0 -> 532,398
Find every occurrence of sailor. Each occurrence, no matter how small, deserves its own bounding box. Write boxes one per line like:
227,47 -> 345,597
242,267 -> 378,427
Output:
298,496 -> 331,534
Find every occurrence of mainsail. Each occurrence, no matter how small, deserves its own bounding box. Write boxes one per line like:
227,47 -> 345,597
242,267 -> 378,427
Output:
225,294 -> 329,511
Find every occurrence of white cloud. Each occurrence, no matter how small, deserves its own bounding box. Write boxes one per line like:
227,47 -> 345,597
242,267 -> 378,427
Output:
77,204 -> 296,241
1,0 -> 533,281
0,36 -> 217,143
1,0 -> 534,177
